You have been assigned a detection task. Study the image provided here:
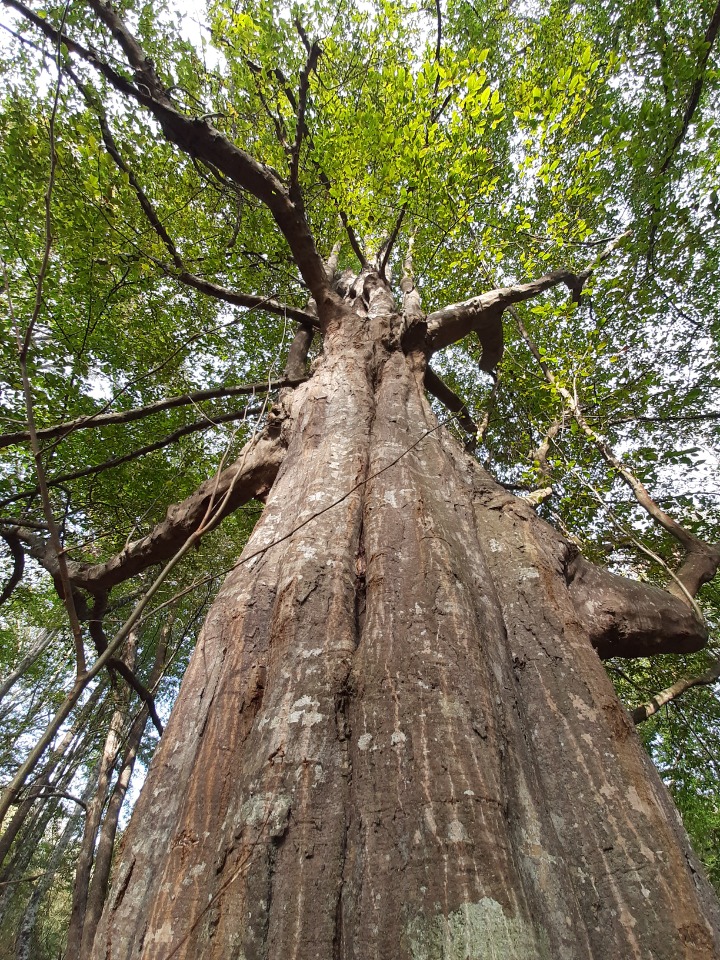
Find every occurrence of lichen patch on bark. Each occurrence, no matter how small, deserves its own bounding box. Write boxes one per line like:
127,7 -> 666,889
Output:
405,898 -> 550,960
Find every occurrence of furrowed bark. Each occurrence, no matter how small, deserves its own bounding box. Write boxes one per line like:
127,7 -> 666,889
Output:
93,282 -> 720,960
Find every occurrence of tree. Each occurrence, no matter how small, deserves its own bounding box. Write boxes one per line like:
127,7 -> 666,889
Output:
1,0 -> 720,956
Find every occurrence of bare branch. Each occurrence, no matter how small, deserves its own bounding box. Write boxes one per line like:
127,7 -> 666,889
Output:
338,210 -> 369,269
176,272 -> 316,324
632,658 -> 720,724
532,419 -> 563,479
379,206 -> 407,277
1,407 -> 263,509
0,378 -> 305,450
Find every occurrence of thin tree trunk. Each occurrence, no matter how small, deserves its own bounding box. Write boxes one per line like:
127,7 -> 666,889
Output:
80,611 -> 177,954
0,739 -> 89,925
0,681 -> 104,871
65,635 -> 137,958
14,772 -> 97,960
93,301 -> 720,959
0,629 -> 57,705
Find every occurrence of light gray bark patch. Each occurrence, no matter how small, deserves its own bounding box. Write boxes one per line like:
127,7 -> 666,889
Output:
406,899 -> 550,959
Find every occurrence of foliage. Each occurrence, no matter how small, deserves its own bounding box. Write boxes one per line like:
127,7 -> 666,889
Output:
0,0 -> 719,952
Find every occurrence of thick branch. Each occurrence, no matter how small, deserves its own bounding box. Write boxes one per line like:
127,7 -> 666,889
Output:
567,555 -> 707,658
65,69 -> 315,325
6,0 -> 334,307
424,367 -> 478,443
631,658 -> 720,724
427,232 -> 632,365
427,270 -> 578,358
284,325 -> 315,380
400,238 -> 423,330
64,415 -> 287,591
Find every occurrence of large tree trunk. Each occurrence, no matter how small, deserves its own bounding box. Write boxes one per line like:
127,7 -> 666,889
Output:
92,294 -> 720,959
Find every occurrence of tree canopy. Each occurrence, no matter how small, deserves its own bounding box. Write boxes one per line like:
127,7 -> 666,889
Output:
0,0 -> 719,953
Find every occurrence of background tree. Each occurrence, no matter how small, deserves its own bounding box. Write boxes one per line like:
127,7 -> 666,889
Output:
0,0 -> 719,957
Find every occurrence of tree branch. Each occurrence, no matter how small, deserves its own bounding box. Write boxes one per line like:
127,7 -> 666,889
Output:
424,367 -> 478,445
63,63 -> 316,326
104,658 -> 163,734
426,232 -> 632,364
0,378 -> 305,450
567,555 -> 708,659
0,532 -> 24,606
658,0 -> 720,176
175,272 -> 316,324
1,407 -> 263,509
59,413 -> 288,592
290,41 -> 321,200
6,0 -> 334,308
631,657 -> 720,724
513,307 -> 720,601
378,205 -> 407,277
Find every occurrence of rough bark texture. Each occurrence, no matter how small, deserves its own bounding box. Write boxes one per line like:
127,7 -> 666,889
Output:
93,290 -> 720,959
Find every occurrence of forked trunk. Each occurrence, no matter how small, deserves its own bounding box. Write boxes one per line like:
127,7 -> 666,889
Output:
92,291 -> 720,959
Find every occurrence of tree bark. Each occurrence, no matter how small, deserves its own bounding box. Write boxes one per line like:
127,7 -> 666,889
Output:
92,291 -> 720,959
